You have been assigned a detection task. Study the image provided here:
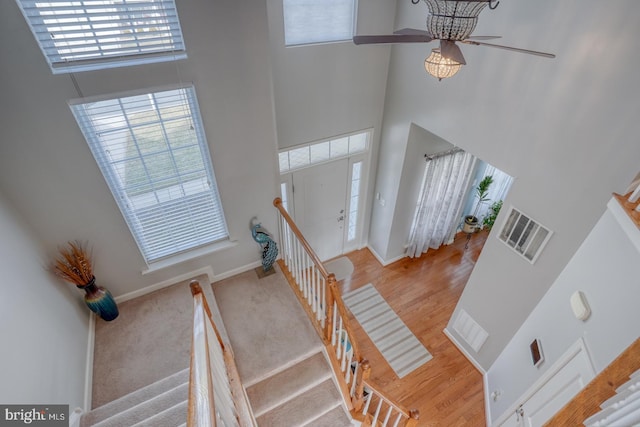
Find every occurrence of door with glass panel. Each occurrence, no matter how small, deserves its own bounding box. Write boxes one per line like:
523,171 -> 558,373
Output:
286,154 -> 365,261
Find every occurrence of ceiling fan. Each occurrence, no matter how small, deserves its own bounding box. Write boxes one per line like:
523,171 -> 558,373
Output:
353,0 -> 555,80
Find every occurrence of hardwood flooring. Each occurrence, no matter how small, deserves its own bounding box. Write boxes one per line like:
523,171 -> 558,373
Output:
337,231 -> 488,427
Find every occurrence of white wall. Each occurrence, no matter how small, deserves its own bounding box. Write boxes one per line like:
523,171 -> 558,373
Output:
0,190 -> 89,409
384,124 -> 454,261
369,0 -> 640,369
0,0 -> 280,297
486,199 -> 640,423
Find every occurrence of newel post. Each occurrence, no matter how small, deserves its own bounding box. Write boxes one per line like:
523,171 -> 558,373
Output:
353,359 -> 371,413
325,273 -> 337,343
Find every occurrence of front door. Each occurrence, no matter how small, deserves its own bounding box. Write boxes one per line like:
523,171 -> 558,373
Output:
292,158 -> 348,261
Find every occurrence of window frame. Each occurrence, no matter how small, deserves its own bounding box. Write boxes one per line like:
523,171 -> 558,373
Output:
69,83 -> 229,266
16,0 -> 187,74
282,0 -> 358,47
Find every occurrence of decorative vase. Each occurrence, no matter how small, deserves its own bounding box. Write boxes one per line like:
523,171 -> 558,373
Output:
78,278 -> 119,321
463,215 -> 479,234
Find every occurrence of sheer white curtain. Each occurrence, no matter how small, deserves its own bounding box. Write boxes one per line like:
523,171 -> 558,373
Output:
407,150 -> 476,258
474,164 -> 513,222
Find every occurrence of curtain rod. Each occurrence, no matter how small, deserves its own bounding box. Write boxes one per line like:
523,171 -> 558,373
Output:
424,147 -> 464,161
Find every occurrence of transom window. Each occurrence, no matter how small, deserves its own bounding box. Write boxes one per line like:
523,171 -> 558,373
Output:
283,0 -> 356,46
278,130 -> 370,173
70,85 -> 228,264
16,0 -> 186,74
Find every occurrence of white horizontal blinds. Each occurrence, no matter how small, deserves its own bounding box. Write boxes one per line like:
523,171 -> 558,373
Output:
283,0 -> 356,46
18,0 -> 185,73
71,86 -> 228,263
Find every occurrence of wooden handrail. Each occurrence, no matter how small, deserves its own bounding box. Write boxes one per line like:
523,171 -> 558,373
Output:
188,283 -> 216,427
328,279 -> 361,361
188,281 -> 255,427
274,197 -> 330,278
362,379 -> 418,424
273,197 -> 420,426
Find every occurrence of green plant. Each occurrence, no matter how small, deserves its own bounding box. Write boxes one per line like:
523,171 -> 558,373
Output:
472,175 -> 494,218
483,199 -> 503,230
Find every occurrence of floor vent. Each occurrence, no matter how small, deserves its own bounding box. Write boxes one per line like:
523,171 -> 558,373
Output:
453,309 -> 488,352
498,206 -> 553,264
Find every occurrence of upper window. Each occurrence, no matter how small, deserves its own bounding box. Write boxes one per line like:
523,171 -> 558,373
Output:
16,0 -> 186,74
278,129 -> 370,174
283,0 -> 356,46
70,85 -> 229,264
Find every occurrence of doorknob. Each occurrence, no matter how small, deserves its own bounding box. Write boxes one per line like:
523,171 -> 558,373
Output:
337,215 -> 345,222
339,209 -> 344,214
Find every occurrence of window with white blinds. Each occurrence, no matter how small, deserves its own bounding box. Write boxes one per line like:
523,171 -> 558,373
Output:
70,85 -> 229,264
16,0 -> 186,74
283,0 -> 356,46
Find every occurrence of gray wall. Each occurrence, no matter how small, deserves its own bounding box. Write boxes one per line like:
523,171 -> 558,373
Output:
486,200 -> 640,423
369,0 -> 640,369
0,190 -> 88,410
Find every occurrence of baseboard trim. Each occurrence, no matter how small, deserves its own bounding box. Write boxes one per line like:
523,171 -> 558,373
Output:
483,369 -> 492,427
212,260 -> 263,283
443,327 -> 486,374
366,245 -> 405,267
114,266 -> 215,303
83,312 -> 96,411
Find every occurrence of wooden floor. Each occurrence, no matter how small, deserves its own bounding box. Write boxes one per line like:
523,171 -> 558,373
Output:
337,231 -> 488,427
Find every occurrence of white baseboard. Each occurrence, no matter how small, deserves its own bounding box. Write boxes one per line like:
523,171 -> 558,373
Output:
366,245 -> 406,266
443,327 -> 486,374
444,326 -> 491,424
114,266 -> 216,303
212,260 -> 263,282
483,368 -> 492,427
69,408 -> 83,427
83,312 -> 95,411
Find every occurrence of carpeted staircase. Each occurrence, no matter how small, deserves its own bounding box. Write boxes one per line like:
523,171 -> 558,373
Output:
246,351 -> 352,426
80,266 -> 354,426
80,369 -> 189,427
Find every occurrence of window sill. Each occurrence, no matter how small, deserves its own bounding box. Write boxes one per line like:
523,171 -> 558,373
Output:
142,239 -> 237,275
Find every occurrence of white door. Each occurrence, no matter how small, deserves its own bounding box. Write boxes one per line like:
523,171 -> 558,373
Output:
496,339 -> 595,427
292,158 -> 348,261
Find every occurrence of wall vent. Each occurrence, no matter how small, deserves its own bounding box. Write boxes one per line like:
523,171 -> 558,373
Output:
453,309 -> 488,352
498,206 -> 553,264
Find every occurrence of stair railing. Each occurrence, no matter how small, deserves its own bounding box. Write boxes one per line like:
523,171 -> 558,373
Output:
188,281 -> 255,427
273,198 -> 419,427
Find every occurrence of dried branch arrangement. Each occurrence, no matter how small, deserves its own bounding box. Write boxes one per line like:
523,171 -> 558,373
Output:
53,241 -> 94,286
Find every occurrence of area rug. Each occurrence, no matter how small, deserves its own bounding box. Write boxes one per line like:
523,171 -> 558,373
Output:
324,256 -> 354,281
342,284 -> 433,378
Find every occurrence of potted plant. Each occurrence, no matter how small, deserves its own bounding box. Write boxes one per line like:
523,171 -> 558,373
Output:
52,241 -> 119,321
482,199 -> 503,231
463,175 -> 494,234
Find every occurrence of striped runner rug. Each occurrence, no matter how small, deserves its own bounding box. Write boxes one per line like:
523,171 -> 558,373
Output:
342,283 -> 432,378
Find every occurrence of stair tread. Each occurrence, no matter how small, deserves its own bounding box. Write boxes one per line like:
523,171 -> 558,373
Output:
81,368 -> 189,426
247,351 -> 332,417
256,379 -> 342,427
303,405 -> 353,427
130,399 -> 188,427
89,381 -> 188,427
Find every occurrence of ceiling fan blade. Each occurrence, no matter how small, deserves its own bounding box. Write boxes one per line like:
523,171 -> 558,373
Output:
465,35 -> 502,40
460,40 -> 556,58
353,34 -> 433,45
393,28 -> 432,36
440,40 -> 466,65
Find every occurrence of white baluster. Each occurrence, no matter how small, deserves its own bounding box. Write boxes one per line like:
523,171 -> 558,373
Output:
382,405 -> 392,426
392,412 -> 402,427
372,398 -> 383,425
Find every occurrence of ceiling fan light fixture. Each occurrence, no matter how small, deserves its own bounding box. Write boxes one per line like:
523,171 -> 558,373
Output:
425,48 -> 462,81
424,0 -> 489,40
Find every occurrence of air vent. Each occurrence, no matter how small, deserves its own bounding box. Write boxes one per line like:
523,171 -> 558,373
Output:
499,206 -> 552,263
453,309 -> 488,352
